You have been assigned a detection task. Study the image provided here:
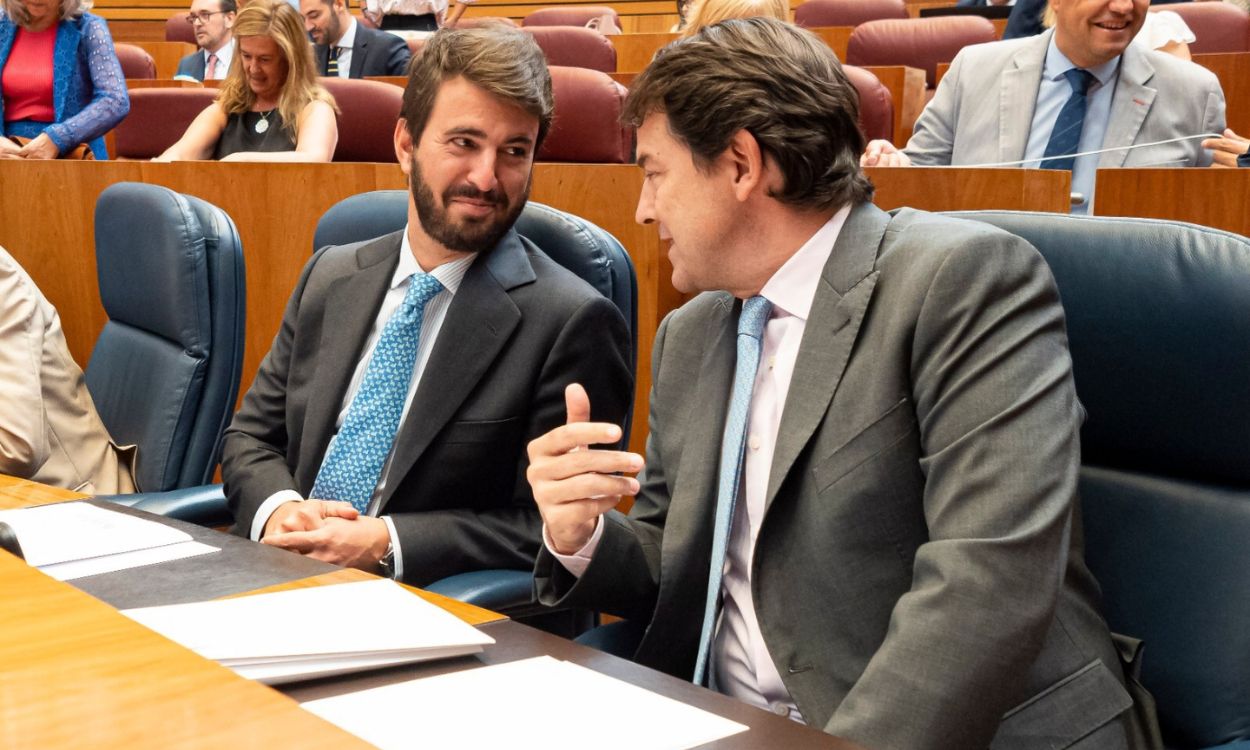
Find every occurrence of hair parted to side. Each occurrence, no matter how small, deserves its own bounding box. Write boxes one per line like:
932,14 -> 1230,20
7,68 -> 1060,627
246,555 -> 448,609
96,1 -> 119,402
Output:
401,24 -> 554,150
219,0 -> 238,13
626,17 -> 873,210
1,0 -> 92,26
678,0 -> 787,39
216,0 -> 336,136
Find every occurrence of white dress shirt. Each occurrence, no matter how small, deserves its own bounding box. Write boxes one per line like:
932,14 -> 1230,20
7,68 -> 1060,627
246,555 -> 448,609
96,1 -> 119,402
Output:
549,206 -> 852,722
202,38 -> 234,80
250,227 -> 474,581
330,18 -> 357,78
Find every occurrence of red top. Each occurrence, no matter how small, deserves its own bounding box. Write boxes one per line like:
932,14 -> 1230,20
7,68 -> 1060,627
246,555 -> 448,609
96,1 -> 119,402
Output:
2,27 -> 57,123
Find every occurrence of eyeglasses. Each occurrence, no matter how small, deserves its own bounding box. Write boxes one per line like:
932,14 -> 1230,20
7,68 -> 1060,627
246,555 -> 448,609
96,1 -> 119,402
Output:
185,10 -> 227,24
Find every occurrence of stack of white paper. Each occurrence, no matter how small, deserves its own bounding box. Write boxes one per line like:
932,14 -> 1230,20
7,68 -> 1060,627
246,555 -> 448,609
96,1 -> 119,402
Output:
121,578 -> 495,684
302,656 -> 750,749
0,501 -> 217,580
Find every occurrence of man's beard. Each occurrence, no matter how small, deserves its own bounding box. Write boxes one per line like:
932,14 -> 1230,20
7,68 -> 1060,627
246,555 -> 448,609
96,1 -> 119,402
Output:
410,155 -> 528,255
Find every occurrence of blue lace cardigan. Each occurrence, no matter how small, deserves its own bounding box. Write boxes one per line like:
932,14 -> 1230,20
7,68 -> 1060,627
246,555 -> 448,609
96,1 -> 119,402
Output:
0,12 -> 129,159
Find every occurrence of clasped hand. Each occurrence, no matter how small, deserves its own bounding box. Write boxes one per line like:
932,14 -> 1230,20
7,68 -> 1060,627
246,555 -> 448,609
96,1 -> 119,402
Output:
262,499 -> 390,571
527,383 -> 643,555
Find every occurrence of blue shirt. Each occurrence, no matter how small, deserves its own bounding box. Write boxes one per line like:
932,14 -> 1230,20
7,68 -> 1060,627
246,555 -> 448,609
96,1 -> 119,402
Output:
1023,38 -> 1120,214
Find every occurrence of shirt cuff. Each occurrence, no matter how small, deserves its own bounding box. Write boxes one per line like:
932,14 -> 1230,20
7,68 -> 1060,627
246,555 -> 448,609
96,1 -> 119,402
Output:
250,489 -> 305,541
381,515 -> 403,581
543,516 -> 603,578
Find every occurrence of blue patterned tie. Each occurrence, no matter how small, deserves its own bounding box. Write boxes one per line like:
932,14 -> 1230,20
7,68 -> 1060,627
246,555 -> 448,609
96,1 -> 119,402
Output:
1040,68 -> 1096,171
693,295 -> 772,686
310,273 -> 444,513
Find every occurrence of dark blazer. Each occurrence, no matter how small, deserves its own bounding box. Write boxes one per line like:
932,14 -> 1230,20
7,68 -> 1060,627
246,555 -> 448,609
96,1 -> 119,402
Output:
315,24 -> 411,78
175,50 -> 205,81
537,203 -> 1138,749
223,229 -> 632,586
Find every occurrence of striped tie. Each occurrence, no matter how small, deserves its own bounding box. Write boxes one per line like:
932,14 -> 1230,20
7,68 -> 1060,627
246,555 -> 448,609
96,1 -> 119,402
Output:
1040,68 -> 1096,171
326,46 -> 341,77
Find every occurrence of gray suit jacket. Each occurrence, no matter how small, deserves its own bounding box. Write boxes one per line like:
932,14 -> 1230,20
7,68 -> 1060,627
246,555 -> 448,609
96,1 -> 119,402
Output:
222,229 -> 632,586
314,24 -> 411,78
536,204 -> 1135,749
905,29 -> 1225,168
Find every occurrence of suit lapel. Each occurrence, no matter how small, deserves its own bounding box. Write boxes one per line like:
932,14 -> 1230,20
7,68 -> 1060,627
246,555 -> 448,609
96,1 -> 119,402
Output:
296,234 -> 399,487
1100,46 -> 1156,168
999,31 -> 1049,163
763,203 -> 886,514
349,28 -> 368,78
378,231 -> 534,508
315,44 -> 329,76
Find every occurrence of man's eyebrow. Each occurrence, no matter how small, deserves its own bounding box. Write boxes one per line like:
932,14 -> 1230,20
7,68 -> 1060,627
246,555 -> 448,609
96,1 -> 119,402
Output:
444,127 -> 535,147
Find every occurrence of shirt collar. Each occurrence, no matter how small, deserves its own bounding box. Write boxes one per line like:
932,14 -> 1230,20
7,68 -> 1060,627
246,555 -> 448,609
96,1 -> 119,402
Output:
395,225 -> 473,294
337,17 -> 358,50
757,203 -> 852,322
1043,33 -> 1120,88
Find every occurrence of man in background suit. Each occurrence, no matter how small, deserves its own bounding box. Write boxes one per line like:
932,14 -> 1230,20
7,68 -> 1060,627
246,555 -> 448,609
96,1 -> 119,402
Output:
301,0 -> 411,78
0,246 -> 136,495
175,0 -> 236,81
862,0 -> 1225,213
221,25 -> 631,586
527,18 -> 1144,748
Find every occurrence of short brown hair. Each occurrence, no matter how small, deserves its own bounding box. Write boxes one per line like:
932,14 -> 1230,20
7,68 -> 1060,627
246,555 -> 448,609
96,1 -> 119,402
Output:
401,25 -> 554,151
625,17 -> 873,210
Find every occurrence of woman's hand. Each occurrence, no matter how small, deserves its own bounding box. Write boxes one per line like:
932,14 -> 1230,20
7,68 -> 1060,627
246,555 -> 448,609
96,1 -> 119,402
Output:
16,134 -> 60,160
0,136 -> 23,159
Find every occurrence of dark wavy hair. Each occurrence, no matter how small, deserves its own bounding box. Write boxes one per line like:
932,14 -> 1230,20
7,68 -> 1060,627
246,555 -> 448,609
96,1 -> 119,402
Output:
624,17 -> 873,210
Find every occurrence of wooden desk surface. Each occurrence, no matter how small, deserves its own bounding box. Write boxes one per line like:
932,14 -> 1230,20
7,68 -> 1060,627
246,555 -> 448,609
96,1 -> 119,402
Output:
0,474 -> 86,509
1094,168 -> 1250,236
0,551 -> 372,749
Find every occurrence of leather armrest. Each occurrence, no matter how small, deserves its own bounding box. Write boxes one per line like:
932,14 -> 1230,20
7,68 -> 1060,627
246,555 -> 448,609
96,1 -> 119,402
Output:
96,484 -> 231,528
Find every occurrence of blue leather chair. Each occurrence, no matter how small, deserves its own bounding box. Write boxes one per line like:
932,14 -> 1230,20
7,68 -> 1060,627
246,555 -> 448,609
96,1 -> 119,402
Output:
942,211 -> 1250,750
90,183 -> 245,527
312,190 -> 638,618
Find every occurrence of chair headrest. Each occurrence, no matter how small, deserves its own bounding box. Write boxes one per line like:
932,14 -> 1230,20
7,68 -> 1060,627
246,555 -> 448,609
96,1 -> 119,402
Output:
541,66 -> 632,163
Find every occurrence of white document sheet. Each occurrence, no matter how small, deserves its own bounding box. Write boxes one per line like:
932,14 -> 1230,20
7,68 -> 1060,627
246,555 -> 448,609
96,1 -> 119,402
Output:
301,656 -> 750,750
43,540 -> 219,581
0,501 -> 194,566
121,578 -> 495,685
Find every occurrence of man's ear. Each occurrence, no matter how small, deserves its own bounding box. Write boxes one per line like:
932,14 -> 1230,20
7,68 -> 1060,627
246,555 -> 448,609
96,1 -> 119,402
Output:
223,11 -> 235,29
725,128 -> 766,204
394,119 -> 414,173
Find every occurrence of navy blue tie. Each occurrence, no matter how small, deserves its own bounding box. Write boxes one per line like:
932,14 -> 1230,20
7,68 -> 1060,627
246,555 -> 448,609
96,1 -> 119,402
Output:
1040,68 -> 1096,171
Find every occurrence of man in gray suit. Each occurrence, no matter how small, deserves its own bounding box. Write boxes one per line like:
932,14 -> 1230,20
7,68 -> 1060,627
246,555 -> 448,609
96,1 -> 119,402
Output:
221,25 -> 631,586
527,18 -> 1146,749
174,0 -> 236,81
862,0 -> 1224,213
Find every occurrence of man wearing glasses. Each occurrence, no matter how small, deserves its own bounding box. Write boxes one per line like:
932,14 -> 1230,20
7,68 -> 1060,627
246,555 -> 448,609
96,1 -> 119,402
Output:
175,0 -> 237,82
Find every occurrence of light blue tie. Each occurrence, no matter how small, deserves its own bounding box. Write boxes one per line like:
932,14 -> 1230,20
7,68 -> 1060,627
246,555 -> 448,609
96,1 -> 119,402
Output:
311,273 -> 444,513
693,295 -> 772,686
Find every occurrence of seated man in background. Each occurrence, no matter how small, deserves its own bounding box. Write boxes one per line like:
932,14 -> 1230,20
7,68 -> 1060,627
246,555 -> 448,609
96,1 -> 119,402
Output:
527,18 -> 1148,748
862,0 -> 1225,213
300,0 -> 411,78
175,0 -> 237,81
221,24 -> 632,586
0,246 -> 136,494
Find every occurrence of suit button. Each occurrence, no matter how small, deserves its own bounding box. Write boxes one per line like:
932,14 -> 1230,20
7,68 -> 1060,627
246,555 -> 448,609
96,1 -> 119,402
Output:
748,435 -> 761,451
770,701 -> 791,717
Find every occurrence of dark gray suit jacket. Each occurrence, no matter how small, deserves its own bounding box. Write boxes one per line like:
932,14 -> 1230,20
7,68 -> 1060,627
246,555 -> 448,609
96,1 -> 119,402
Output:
537,203 -> 1136,749
223,229 -> 632,586
175,50 -> 205,81
315,24 -> 411,78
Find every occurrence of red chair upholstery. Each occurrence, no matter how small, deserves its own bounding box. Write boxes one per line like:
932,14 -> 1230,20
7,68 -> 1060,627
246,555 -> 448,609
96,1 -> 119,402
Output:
844,64 -> 893,142
847,16 -> 997,88
523,6 -> 621,29
115,44 -> 157,79
113,88 -> 218,159
320,77 -> 404,162
524,26 -> 616,73
1158,3 -> 1250,54
796,0 -> 908,28
165,13 -> 195,43
539,66 -> 632,163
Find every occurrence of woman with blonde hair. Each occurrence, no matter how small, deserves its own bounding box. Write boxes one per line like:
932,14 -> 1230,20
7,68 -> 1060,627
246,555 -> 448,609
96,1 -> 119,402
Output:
158,0 -> 337,161
677,0 -> 788,37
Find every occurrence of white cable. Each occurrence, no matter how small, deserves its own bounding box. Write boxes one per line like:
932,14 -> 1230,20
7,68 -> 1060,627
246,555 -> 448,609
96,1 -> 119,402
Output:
944,132 -> 1223,168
